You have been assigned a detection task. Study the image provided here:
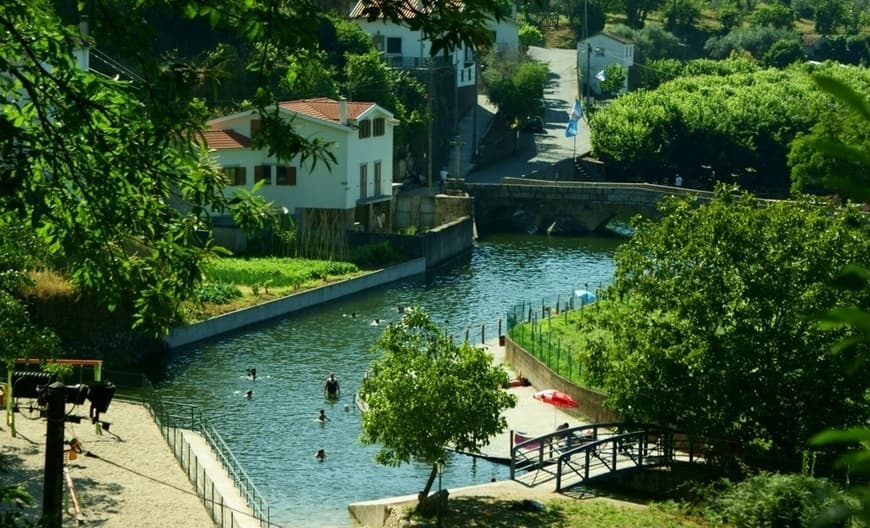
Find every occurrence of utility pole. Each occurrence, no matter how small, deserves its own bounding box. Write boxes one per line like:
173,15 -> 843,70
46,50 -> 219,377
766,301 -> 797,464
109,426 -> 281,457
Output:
42,382 -> 66,528
427,63 -> 434,194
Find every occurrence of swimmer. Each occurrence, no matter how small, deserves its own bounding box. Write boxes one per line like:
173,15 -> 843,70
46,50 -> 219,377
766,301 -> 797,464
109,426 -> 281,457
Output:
397,305 -> 405,314
370,318 -> 380,326
245,389 -> 253,399
318,409 -> 330,423
324,373 -> 340,398
247,367 -> 257,381
344,403 -> 350,412
315,449 -> 326,461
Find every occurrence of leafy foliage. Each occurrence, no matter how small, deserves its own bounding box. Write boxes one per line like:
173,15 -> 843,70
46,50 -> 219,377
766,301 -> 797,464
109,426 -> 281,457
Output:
485,60 -> 548,127
703,473 -> 854,527
705,26 -> 798,59
789,75 -> 870,199
194,283 -> 243,305
204,257 -> 359,288
607,24 -> 684,63
589,63 -> 870,192
519,23 -> 545,48
583,186 -> 870,467
360,307 -> 516,500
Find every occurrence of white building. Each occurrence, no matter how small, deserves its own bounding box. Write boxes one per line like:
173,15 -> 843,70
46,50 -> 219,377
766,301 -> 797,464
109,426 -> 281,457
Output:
577,32 -> 634,100
203,97 -> 399,246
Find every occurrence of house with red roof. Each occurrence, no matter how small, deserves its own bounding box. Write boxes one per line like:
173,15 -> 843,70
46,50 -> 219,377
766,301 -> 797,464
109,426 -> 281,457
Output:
203,97 -> 398,249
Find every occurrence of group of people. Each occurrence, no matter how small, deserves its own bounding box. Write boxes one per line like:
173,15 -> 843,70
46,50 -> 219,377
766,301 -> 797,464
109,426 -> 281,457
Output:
315,373 -> 346,461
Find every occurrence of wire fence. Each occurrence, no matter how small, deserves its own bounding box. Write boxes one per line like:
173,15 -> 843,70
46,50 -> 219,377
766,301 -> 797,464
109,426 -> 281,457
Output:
109,371 -> 270,528
505,283 -> 610,384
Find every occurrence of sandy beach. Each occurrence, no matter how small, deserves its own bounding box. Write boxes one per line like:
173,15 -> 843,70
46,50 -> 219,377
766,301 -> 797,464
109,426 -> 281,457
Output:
1,399 -> 216,527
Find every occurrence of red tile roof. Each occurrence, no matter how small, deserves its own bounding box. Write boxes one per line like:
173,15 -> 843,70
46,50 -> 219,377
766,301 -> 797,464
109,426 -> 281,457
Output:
279,97 -> 374,123
349,0 -> 464,19
201,129 -> 251,150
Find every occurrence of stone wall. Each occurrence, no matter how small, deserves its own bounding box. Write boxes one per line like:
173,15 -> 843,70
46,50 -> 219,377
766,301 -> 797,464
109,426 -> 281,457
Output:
164,258 -> 427,349
348,216 -> 474,269
505,336 -> 619,423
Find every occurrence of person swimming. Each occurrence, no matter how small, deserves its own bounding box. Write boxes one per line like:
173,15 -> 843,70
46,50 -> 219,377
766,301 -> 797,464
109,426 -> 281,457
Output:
370,318 -> 380,326
324,373 -> 340,398
245,389 -> 253,399
315,449 -> 326,461
317,409 -> 330,423
247,367 -> 257,381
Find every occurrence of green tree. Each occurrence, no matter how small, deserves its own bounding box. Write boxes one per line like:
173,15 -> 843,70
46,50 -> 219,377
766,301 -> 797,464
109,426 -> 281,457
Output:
705,26 -> 797,59
584,186 -> 870,468
1,0 -> 508,343
761,38 -> 806,67
567,0 -> 607,37
484,60 -> 548,127
344,51 -> 399,110
518,23 -> 544,48
749,2 -> 796,28
598,64 -> 627,95
359,307 -> 516,505
662,0 -> 703,32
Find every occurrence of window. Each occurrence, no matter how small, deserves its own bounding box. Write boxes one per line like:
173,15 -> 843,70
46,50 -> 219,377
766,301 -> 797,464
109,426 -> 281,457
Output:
254,165 -> 271,184
359,164 -> 368,199
358,119 -> 371,139
373,117 -> 385,137
276,166 -> 297,186
223,167 -> 246,186
386,37 -> 401,54
461,69 -> 465,82
374,161 -> 382,196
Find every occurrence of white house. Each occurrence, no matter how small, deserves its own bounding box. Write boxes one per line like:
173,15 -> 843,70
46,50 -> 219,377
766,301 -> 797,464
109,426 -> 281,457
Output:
203,97 -> 399,241
577,32 -> 634,100
349,1 -> 477,89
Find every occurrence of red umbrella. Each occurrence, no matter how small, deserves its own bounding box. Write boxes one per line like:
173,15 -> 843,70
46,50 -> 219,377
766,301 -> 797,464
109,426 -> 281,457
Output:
533,389 -> 578,408
534,390 -> 578,427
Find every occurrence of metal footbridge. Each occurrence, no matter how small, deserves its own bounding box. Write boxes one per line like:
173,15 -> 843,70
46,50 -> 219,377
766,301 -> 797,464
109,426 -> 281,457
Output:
509,422 -> 710,492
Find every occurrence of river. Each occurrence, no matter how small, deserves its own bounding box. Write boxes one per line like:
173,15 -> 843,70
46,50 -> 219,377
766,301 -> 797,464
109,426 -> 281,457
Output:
154,233 -> 623,527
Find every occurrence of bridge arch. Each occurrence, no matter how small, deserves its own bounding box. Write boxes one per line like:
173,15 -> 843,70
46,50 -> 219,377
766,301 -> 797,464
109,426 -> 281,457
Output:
460,179 -> 711,236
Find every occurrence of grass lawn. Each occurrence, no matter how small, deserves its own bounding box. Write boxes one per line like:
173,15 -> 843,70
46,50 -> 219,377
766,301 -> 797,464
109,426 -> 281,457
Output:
509,301 -> 615,391
184,257 -> 369,321
398,496 -> 707,528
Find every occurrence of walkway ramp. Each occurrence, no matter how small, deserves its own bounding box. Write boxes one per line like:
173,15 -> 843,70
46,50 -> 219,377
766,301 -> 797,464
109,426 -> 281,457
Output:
510,423 -> 711,492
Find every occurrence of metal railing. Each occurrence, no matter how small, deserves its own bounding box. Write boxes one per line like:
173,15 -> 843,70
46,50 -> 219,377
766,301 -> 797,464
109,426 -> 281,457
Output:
505,284 -> 609,384
510,422 -> 714,492
109,371 -> 270,528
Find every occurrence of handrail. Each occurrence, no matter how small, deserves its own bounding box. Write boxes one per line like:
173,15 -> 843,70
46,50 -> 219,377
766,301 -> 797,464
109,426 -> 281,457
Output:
110,371 -> 270,528
510,422 -> 715,491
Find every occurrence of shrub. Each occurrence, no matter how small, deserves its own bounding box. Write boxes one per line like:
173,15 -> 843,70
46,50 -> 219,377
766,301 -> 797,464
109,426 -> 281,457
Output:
196,283 -> 243,305
703,472 -> 852,527
519,24 -> 544,48
348,241 -> 407,269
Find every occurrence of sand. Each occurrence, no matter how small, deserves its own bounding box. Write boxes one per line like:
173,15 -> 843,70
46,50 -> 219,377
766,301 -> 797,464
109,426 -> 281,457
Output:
1,399 -> 215,527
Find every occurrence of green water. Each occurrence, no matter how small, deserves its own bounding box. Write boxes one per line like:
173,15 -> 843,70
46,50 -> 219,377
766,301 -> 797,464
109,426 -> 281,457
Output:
155,233 -> 622,527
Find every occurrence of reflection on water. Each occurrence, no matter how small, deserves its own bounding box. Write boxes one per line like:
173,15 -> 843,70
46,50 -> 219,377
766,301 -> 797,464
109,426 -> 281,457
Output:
156,234 -> 622,527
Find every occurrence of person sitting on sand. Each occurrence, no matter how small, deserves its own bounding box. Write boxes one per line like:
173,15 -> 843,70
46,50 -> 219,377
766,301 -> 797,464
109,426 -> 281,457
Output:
324,373 -> 340,398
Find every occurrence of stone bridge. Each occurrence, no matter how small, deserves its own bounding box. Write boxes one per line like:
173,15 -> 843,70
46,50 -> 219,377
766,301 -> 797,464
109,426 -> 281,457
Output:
459,178 -> 713,234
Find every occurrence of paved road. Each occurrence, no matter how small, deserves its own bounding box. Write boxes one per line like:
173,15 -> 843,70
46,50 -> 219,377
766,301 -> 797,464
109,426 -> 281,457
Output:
454,46 -> 591,184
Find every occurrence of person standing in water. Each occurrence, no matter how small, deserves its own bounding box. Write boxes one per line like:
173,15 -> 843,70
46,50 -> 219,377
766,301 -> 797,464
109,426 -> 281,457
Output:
324,373 -> 340,398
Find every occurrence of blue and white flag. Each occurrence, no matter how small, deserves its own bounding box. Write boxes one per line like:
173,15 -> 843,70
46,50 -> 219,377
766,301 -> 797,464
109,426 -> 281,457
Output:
565,99 -> 582,138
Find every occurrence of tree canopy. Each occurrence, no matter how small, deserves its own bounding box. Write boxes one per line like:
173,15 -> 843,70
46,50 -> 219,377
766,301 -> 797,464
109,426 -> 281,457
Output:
581,186 -> 870,468
359,307 -> 516,501
589,63 -> 870,193
0,0 -> 508,358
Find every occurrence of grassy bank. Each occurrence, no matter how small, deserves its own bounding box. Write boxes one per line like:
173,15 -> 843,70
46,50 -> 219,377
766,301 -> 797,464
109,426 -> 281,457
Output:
185,257 -> 367,321
398,496 -> 706,528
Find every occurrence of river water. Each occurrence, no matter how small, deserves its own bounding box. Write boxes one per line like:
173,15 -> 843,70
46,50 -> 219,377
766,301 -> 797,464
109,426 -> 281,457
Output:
155,233 -> 622,527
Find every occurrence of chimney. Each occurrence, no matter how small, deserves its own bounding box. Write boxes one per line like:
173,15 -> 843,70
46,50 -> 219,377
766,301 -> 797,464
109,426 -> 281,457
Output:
339,97 -> 348,125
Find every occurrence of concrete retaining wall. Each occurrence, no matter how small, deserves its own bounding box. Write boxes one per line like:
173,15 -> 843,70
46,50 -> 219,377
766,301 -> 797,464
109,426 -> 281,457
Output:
164,257 -> 426,349
505,337 -> 619,423
348,216 -> 474,269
